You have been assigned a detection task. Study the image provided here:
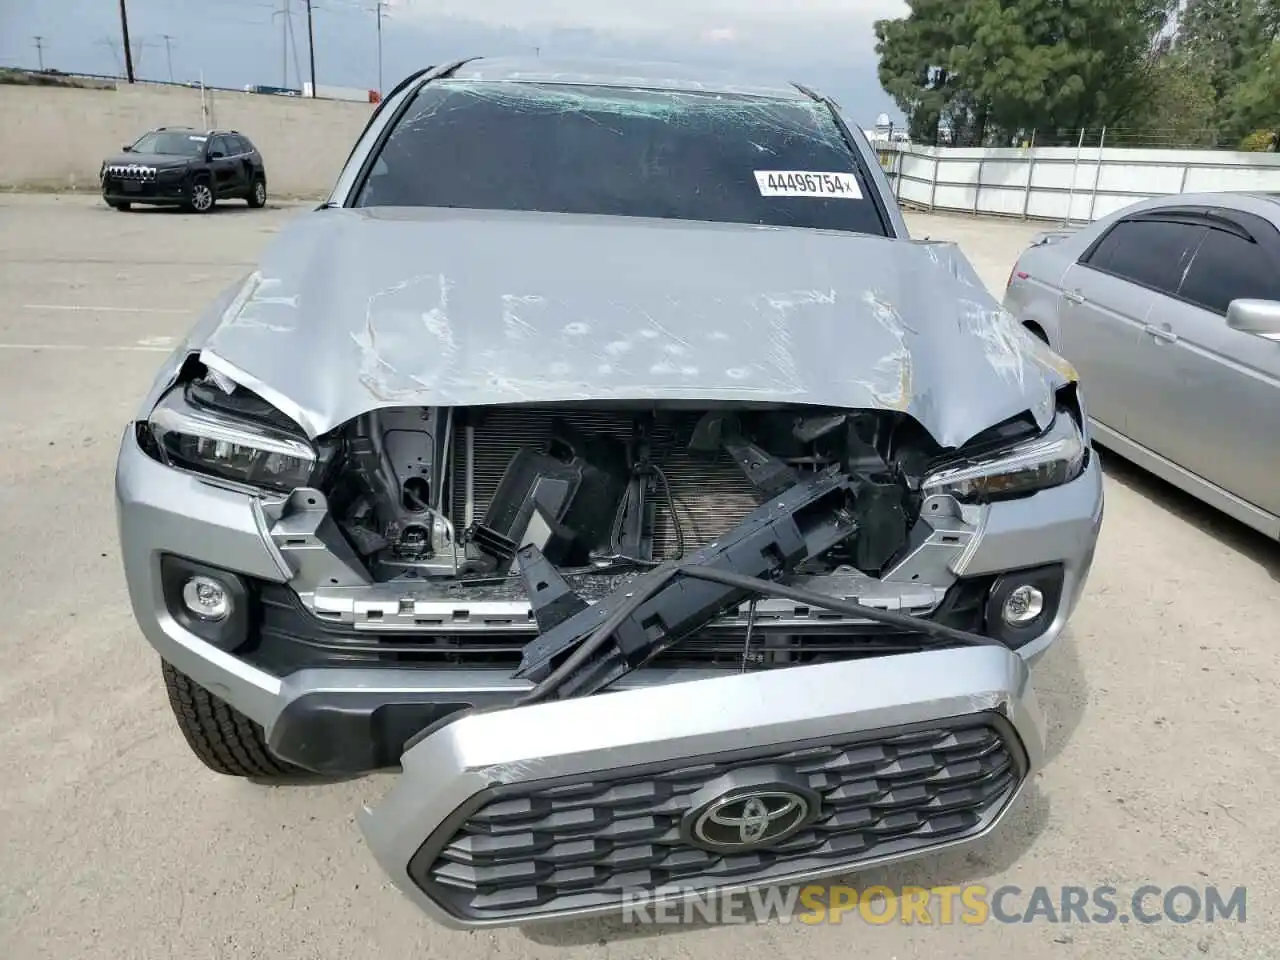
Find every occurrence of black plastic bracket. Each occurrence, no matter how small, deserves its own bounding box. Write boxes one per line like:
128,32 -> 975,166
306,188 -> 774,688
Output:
515,543 -> 589,632
513,467 -> 865,699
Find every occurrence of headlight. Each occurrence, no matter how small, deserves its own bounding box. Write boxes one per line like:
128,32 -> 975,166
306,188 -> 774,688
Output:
921,409 -> 1087,503
147,381 -> 319,493
157,166 -> 185,181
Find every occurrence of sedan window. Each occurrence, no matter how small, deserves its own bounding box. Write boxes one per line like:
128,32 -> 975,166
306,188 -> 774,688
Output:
1081,218 -> 1204,296
1177,227 -> 1280,316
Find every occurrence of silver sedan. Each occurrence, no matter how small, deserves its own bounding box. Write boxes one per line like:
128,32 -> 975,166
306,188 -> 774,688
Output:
1003,191 -> 1280,538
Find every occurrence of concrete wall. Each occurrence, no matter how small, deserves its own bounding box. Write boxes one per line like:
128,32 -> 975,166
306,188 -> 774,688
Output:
0,81 -> 375,197
875,142 -> 1280,223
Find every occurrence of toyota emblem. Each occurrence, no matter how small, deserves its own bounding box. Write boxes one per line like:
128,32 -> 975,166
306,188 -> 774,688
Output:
688,789 -> 812,851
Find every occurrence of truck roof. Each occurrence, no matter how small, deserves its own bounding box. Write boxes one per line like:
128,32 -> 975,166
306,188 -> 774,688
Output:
447,56 -> 816,101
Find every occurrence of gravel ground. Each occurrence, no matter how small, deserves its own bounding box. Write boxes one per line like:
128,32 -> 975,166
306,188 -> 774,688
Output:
1,194 -> 1276,959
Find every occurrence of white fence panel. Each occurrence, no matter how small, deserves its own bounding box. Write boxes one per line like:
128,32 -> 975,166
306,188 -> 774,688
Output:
872,140 -> 1280,223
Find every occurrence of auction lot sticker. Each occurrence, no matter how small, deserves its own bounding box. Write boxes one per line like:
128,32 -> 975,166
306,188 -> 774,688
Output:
755,170 -> 863,199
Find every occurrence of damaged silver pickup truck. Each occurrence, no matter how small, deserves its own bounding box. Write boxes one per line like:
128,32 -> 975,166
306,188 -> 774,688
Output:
114,57 -> 1103,929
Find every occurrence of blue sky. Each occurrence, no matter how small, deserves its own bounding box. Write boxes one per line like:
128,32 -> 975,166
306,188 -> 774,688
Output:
1,0 -> 907,126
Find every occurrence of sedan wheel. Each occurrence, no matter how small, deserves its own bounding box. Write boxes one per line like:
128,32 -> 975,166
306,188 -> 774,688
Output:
189,181 -> 215,214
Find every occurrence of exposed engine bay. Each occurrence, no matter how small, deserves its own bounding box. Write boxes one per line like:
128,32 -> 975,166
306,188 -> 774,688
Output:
271,400 -> 1007,699
140,359 -> 1084,700
326,403 -> 943,584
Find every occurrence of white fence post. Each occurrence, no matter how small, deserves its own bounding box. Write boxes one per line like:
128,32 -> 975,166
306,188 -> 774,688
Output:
1063,128 -> 1085,225
929,153 -> 939,211
973,154 -> 984,215
1087,126 -> 1106,222
1021,130 -> 1036,219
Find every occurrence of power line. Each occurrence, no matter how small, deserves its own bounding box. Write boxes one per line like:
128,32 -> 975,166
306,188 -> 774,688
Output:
161,34 -> 177,83
132,37 -> 158,72
32,36 -> 45,71
289,10 -> 304,92
95,37 -> 124,75
268,0 -> 311,89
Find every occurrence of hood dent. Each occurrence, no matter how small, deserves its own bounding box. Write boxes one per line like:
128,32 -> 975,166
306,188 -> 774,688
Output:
197,209 -> 1072,448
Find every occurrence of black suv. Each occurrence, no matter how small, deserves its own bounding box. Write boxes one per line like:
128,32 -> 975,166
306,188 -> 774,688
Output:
100,127 -> 268,213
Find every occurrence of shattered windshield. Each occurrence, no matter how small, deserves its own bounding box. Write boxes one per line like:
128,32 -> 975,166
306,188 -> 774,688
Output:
130,131 -> 207,156
355,80 -> 889,236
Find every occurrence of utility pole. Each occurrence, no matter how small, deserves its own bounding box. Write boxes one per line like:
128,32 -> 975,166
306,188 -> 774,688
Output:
118,0 -> 135,82
305,0 -> 317,96
275,0 -> 291,88
32,36 -> 45,71
374,1 -> 388,95
162,34 -> 176,83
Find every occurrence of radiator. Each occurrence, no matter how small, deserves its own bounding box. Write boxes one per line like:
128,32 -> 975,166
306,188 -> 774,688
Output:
447,407 -> 763,560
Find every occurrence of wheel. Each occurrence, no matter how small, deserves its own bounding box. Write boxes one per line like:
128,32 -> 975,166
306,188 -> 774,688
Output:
160,660 -> 305,779
247,176 -> 267,208
186,178 -> 216,214
108,201 -> 131,211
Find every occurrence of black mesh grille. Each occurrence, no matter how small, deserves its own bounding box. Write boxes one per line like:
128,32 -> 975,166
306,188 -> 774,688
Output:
412,719 -> 1021,921
248,578 -> 991,674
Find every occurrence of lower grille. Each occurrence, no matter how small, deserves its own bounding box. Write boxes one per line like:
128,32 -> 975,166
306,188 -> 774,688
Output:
411,718 -> 1020,921
249,577 -> 991,674
448,407 -> 764,560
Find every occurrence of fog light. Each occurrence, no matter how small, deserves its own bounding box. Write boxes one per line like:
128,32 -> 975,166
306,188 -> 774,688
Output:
182,575 -> 230,621
1002,584 -> 1044,626
984,564 -> 1065,650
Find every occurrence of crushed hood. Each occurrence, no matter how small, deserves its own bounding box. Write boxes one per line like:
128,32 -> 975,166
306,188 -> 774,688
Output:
197,207 -> 1076,449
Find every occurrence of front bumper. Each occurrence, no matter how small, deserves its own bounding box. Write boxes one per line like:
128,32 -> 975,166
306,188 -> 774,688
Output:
360,644 -> 1043,929
116,419 -> 1088,928
102,175 -> 188,204
115,421 -> 1100,751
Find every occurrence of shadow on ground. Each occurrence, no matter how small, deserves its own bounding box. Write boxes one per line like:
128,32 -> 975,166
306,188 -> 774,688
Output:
1096,448 -> 1278,581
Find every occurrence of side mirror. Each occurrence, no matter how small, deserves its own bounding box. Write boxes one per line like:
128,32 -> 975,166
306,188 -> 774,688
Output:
208,150 -> 225,159
1226,299 -> 1280,341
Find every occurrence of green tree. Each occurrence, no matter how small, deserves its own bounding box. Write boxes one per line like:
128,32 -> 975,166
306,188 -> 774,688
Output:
876,0 -> 1175,144
1224,39 -> 1280,142
874,0 -> 972,145
1177,0 -> 1273,102
1124,50 -> 1220,146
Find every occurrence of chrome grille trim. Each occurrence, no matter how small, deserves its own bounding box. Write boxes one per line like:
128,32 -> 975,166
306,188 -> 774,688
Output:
105,164 -> 158,181
308,573 -> 946,633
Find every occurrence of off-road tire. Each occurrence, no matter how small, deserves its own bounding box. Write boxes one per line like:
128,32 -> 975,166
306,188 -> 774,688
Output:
247,176 -> 267,208
186,177 -> 216,214
161,660 -> 304,779
110,201 -> 131,211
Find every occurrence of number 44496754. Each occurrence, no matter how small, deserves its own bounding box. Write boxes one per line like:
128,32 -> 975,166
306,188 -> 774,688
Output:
754,170 -> 862,199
